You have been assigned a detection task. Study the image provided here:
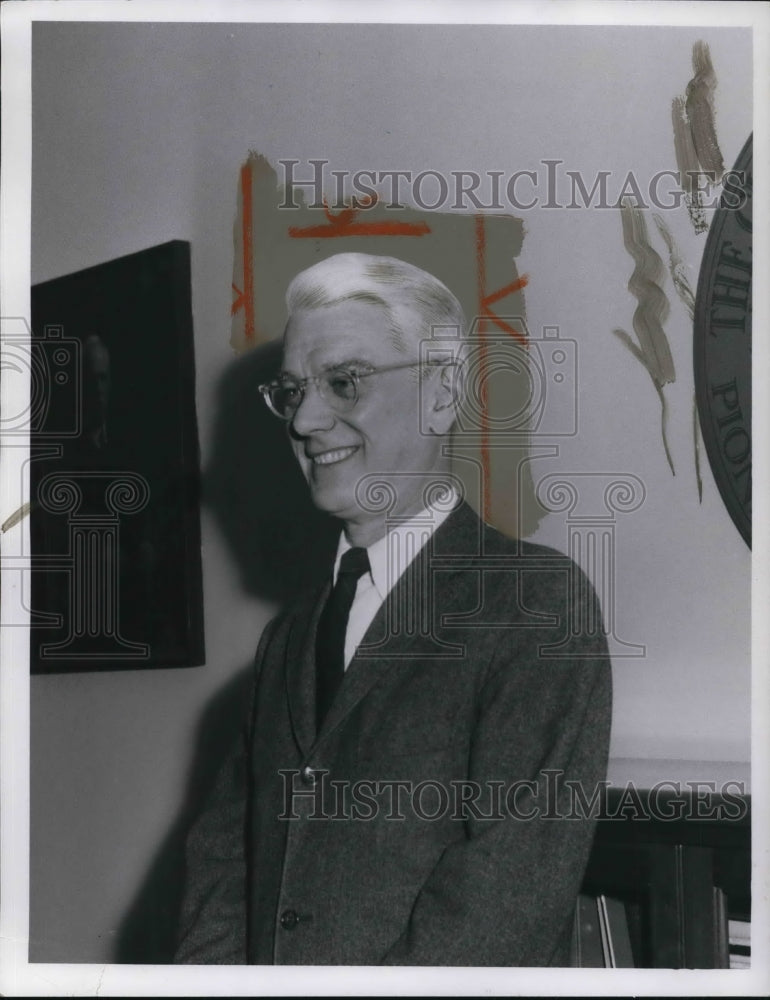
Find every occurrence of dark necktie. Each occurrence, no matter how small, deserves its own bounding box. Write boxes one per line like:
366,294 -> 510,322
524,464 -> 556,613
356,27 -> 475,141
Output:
315,546 -> 370,731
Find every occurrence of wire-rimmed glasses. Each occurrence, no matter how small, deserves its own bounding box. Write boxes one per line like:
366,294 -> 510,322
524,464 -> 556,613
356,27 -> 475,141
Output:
259,361 -> 456,421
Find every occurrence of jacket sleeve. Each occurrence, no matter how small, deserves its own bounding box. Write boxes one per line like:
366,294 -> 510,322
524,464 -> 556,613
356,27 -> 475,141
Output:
173,619 -> 276,964
380,569 -> 613,967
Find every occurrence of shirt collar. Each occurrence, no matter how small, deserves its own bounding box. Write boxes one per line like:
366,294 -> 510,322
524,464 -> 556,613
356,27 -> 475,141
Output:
333,486 -> 460,601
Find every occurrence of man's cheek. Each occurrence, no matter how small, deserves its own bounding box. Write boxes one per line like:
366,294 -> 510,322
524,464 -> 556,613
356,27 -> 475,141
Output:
293,452 -> 311,481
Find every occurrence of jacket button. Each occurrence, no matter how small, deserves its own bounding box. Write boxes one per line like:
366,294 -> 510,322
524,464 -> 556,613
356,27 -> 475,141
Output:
280,909 -> 299,931
301,765 -> 316,786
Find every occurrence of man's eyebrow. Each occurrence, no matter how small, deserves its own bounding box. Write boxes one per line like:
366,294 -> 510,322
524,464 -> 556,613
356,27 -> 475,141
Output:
321,357 -> 376,372
277,358 -> 377,379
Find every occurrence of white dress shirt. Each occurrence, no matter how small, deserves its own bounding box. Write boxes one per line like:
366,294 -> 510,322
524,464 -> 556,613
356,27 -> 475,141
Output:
333,489 -> 460,668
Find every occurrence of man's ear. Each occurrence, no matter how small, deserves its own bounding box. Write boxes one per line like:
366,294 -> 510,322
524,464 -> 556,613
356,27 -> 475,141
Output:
425,364 -> 459,435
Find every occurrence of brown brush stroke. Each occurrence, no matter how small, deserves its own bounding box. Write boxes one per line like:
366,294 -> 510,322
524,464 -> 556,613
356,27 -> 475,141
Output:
652,213 -> 704,501
653,213 -> 696,319
1,501 -> 31,533
654,382 -> 676,477
612,328 -> 675,477
672,96 -> 708,235
619,200 -> 675,386
693,395 -> 703,503
685,40 -> 725,182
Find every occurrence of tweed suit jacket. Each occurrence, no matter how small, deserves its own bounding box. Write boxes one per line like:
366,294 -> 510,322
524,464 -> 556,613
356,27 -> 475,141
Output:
175,501 -> 612,966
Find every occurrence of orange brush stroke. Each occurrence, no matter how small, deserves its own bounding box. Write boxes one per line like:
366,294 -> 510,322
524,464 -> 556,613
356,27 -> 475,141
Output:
230,282 -> 244,316
475,216 -> 492,523
236,162 -> 256,342
289,198 -> 430,238
484,274 -> 529,307
289,220 -> 431,238
480,273 -> 529,347
475,217 -> 530,522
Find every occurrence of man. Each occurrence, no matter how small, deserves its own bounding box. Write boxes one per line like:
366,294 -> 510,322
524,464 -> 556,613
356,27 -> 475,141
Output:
175,253 -> 612,966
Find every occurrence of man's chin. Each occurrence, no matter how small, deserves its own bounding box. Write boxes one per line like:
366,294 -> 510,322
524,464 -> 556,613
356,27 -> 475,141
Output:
307,484 -> 357,522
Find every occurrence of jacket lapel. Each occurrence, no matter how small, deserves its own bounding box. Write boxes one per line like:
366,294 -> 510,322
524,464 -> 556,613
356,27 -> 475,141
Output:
284,584 -> 328,757
314,500 -> 484,745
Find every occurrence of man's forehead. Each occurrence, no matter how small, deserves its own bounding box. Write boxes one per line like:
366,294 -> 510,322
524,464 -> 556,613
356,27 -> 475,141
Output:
281,302 -> 403,370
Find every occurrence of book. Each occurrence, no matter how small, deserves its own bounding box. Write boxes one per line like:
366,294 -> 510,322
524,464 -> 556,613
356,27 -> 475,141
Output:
598,894 -> 635,968
572,894 -> 634,967
728,918 -> 751,969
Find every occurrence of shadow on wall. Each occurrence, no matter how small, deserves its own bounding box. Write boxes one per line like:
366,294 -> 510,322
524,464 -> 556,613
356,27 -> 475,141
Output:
199,339 -> 341,604
115,340 -> 339,962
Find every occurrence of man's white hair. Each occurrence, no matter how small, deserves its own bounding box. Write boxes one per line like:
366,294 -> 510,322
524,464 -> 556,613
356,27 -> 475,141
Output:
285,253 -> 466,363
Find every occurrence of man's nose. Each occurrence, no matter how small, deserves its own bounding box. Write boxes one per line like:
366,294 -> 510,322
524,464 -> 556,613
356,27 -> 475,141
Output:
290,381 -> 336,436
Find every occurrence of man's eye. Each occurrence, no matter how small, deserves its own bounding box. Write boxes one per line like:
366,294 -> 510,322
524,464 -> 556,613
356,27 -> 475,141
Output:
328,372 -> 357,400
277,382 -> 301,402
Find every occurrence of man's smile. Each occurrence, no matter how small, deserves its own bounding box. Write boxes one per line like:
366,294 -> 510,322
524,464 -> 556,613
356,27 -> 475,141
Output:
309,445 -> 360,466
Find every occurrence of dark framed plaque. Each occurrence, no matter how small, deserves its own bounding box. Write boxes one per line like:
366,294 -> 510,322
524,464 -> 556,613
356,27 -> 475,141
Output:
30,241 -> 205,672
694,135 -> 752,549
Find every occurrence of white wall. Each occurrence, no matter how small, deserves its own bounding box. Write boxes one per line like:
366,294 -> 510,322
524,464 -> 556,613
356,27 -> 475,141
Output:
29,21 -> 752,963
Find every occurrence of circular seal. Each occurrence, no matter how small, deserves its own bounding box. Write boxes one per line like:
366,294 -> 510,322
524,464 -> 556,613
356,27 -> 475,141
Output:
694,134 -> 752,548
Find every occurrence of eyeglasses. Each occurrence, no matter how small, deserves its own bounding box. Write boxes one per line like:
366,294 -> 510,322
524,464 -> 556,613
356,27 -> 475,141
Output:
259,361 -> 454,421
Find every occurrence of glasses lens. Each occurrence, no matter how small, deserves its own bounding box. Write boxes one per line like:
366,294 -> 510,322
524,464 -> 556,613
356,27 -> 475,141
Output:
270,381 -> 302,418
324,370 -> 358,408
